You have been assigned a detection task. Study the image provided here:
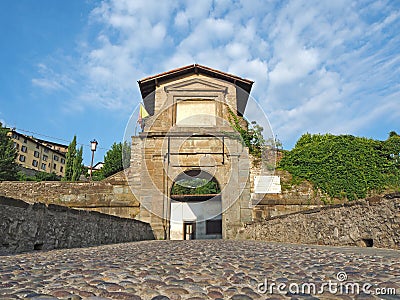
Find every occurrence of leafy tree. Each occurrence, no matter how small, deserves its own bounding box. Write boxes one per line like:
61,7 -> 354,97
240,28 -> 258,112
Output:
63,135 -> 77,181
100,141 -> 131,178
0,123 -> 18,180
63,135 -> 83,181
101,142 -> 128,178
72,146 -> 83,181
91,170 -> 105,181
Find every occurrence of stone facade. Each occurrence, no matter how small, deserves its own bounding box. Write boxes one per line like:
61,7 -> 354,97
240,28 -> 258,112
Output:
131,68 -> 254,240
8,130 -> 67,177
237,196 -> 400,249
251,169 -> 347,221
0,196 -> 154,255
0,171 -> 140,219
3,64 -> 395,247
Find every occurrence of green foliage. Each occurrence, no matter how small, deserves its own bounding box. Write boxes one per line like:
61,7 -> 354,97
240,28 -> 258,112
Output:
381,134 -> 400,185
18,171 -> 61,182
35,171 -> 61,181
279,133 -> 400,201
72,146 -> 83,181
0,123 -> 18,181
91,170 -> 105,181
122,141 -> 131,169
227,108 -> 266,158
171,178 -> 220,195
62,135 -> 83,181
101,142 -> 130,178
63,136 -> 76,181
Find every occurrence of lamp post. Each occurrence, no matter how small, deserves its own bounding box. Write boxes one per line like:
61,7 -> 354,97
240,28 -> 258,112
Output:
89,139 -> 98,181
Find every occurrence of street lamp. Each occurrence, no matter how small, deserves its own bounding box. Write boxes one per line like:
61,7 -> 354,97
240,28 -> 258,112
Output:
89,139 -> 98,181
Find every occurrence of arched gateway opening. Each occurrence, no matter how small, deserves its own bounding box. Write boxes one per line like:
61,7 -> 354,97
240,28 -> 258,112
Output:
128,64 -> 264,240
170,170 -> 222,240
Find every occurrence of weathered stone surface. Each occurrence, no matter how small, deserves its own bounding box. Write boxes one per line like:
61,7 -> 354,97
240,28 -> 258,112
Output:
0,196 -> 154,255
1,240 -> 399,299
238,197 -> 400,249
0,171 -> 140,219
127,72 -> 255,240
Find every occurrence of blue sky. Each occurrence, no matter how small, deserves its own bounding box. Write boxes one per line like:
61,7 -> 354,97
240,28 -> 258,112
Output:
1,0 -> 399,165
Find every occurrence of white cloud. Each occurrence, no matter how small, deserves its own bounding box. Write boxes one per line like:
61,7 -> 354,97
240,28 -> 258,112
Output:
31,0 -> 400,148
31,63 -> 75,92
31,78 -> 63,91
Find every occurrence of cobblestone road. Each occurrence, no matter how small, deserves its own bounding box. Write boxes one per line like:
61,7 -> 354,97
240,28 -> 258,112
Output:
0,240 -> 399,300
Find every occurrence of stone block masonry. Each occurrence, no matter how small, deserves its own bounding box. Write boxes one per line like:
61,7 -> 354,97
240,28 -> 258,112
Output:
0,171 -> 140,219
237,196 -> 400,249
0,196 -> 155,255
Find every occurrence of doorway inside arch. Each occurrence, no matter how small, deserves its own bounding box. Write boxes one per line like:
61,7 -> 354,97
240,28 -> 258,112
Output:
170,169 -> 222,240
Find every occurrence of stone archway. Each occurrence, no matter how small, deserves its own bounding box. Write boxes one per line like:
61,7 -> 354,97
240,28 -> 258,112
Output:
169,170 -> 222,240
129,65 -> 256,240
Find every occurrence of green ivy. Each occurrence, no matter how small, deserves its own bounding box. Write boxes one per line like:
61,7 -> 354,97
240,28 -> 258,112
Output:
226,108 -> 265,158
279,133 -> 400,200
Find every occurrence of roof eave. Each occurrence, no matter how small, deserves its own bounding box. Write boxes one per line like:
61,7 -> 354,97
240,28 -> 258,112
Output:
138,64 -> 254,100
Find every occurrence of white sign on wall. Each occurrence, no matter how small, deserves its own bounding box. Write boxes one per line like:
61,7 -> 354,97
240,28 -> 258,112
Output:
254,175 -> 281,194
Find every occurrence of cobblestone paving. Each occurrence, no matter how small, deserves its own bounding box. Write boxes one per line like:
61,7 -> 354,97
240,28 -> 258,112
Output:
0,240 -> 399,300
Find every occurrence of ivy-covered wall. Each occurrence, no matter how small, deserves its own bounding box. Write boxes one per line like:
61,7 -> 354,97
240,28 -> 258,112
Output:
279,133 -> 400,200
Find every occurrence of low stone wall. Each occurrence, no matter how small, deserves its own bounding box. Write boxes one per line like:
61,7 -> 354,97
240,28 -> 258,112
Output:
0,196 -> 155,255
251,170 -> 348,221
237,197 -> 400,249
0,171 -> 140,219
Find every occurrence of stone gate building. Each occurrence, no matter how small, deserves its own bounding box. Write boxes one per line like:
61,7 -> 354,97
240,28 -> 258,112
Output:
128,64 -> 259,240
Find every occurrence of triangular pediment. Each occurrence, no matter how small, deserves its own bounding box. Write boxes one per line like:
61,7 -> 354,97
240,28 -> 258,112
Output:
164,78 -> 228,93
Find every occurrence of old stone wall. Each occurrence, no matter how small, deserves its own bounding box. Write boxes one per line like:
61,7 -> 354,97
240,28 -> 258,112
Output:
0,196 -> 154,255
237,196 -> 400,249
0,171 -> 140,219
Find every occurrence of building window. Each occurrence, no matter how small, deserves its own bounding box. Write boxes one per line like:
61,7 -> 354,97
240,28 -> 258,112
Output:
53,163 -> 57,169
19,155 -> 26,162
34,151 -> 40,158
21,145 -> 27,153
61,158 -> 65,164
41,163 -> 46,170
23,138 -> 27,143
32,160 -> 38,167
206,219 -> 222,235
43,155 -> 48,161
36,144 -> 40,149
60,166 -> 63,172
44,148 -> 49,153
53,155 -> 59,161
12,133 -> 19,140
13,142 -> 19,150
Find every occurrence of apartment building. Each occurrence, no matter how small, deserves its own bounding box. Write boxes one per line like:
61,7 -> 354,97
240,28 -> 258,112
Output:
35,138 -> 68,155
8,130 -> 67,177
